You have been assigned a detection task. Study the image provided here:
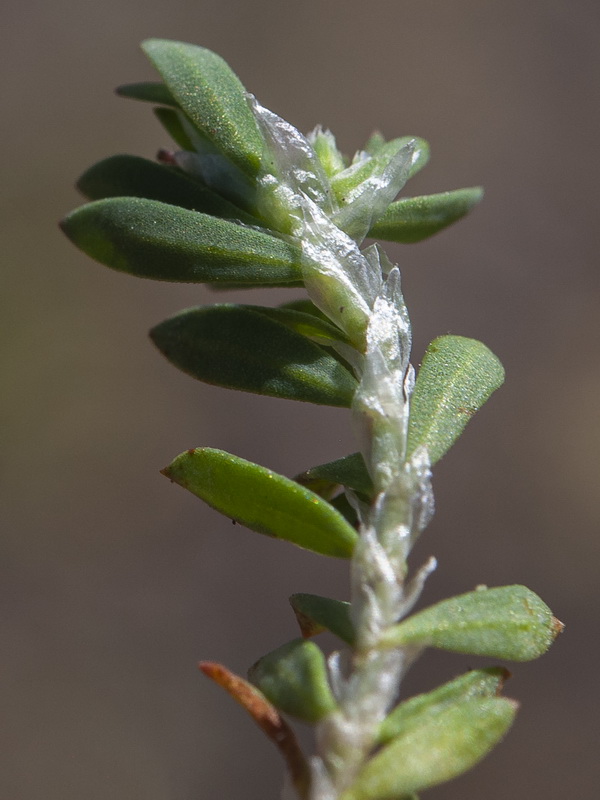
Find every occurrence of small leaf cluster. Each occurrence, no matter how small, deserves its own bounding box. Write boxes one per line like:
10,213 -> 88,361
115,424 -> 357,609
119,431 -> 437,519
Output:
61,40 -> 562,800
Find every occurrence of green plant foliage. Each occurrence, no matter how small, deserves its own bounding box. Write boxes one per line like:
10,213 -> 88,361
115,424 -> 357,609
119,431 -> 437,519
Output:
368,187 -> 484,243
378,668 -> 508,746
248,306 -> 350,346
162,448 -> 358,558
289,593 -> 354,644
76,155 -> 257,222
142,39 -> 265,177
380,585 -> 563,661
295,452 -> 373,498
60,198 -> 302,284
116,81 -> 178,106
248,639 -> 338,723
278,298 -> 333,322
407,335 -> 505,464
62,40 -> 561,799
153,107 -> 197,151
310,127 -> 347,177
150,305 -> 357,406
331,137 -> 429,207
340,696 -> 517,800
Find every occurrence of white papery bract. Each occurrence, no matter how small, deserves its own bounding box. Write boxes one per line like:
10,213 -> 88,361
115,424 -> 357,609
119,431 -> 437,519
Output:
248,91 -> 437,800
331,140 -> 416,243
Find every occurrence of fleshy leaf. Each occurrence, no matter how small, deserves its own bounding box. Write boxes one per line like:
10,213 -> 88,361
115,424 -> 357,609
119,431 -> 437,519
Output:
162,448 -> 358,558
60,198 -> 302,285
278,298 -> 332,322
295,452 -> 373,499
331,139 -> 419,241
153,107 -> 196,151
248,639 -> 337,723
380,585 -> 564,661
142,39 -> 264,177
329,492 -> 359,528
248,306 -> 350,346
368,188 -> 484,243
308,126 -> 347,177
331,137 -> 429,206
341,696 -> 517,800
199,661 -> 310,796
364,132 -> 386,155
76,155 -> 257,223
116,81 -> 178,107
378,668 -> 509,746
289,593 -> 354,644
407,335 -> 505,465
150,305 -> 357,406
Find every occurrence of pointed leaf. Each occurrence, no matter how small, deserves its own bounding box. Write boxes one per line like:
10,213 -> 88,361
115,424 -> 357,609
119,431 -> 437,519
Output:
60,198 -> 302,285
364,131 -> 386,155
248,306 -> 350,346
289,594 -> 354,644
378,668 -> 509,746
332,141 -> 417,242
162,448 -> 358,558
341,697 -> 517,800
279,298 -> 332,322
380,585 -> 564,661
248,639 -> 337,723
76,155 -> 257,223
329,492 -> 359,528
295,452 -> 373,498
116,81 -> 178,106
153,107 -> 196,151
309,126 -> 347,177
331,137 -> 429,206
368,188 -> 484,243
199,661 -> 310,795
142,39 -> 264,177
150,305 -> 357,406
407,335 -> 505,464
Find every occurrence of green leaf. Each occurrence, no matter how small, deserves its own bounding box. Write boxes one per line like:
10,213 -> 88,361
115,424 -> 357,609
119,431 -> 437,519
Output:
289,593 -> 354,644
248,306 -> 350,346
407,335 -> 505,465
310,127 -> 347,177
295,452 -> 373,498
142,39 -> 264,177
162,448 -> 359,558
331,137 -> 429,205
116,81 -> 178,107
248,639 -> 337,723
153,107 -> 196,150
378,668 -> 509,746
329,493 -> 359,528
364,131 -> 386,155
368,188 -> 484,243
76,155 -> 258,223
341,696 -> 517,800
60,198 -> 302,285
278,298 -> 332,323
150,305 -> 357,406
380,585 -> 564,661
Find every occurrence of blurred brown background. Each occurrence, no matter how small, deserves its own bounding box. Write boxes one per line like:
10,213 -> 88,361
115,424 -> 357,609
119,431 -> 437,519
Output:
2,1 -> 599,798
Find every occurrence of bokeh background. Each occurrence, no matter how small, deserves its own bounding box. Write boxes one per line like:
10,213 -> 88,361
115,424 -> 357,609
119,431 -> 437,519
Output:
3,1 -> 599,798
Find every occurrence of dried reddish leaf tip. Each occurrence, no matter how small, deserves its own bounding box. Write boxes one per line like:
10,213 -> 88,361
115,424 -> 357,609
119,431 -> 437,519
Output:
552,617 -> 566,638
495,667 -> 512,694
198,661 -> 310,796
293,608 -> 325,639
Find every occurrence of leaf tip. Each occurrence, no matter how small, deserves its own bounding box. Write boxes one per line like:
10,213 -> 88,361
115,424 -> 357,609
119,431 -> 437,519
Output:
551,617 -> 566,639
289,595 -> 325,639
